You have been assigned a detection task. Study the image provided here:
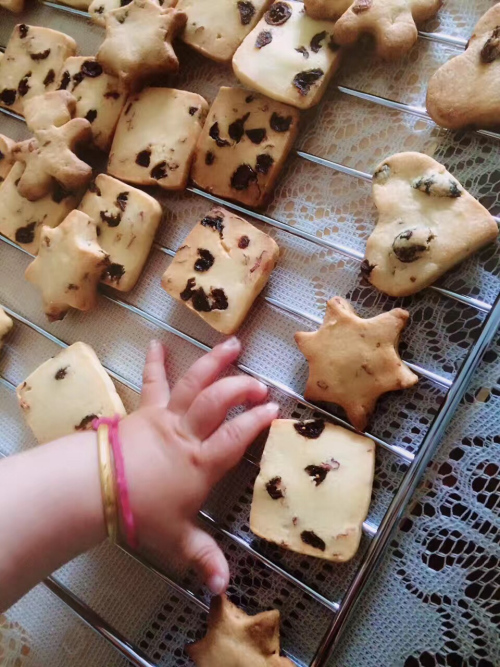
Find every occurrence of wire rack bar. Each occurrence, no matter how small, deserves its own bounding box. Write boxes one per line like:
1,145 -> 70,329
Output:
310,290 -> 500,667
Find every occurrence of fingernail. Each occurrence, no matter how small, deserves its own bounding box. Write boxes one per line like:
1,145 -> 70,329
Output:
208,574 -> 226,596
221,336 -> 240,351
149,339 -> 161,350
265,402 -> 280,414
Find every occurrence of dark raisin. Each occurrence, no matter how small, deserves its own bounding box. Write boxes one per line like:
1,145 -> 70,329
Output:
328,36 -> 341,51
18,76 -> 31,97
189,106 -> 198,115
209,122 -> 230,148
250,251 -> 265,273
105,263 -> 126,283
52,181 -> 72,203
85,109 -> 97,123
72,72 -> 85,88
301,530 -> 326,551
151,161 -> 168,180
0,151 -> 4,161
30,49 -> 51,61
246,128 -> 266,144
180,277 -> 196,301
352,0 -> 372,13
100,210 -> 121,227
373,163 -> 390,182
67,284 -> 79,291
95,4 -> 104,12
245,94 -> 255,103
43,69 -> 55,86
194,248 -> 215,272
266,476 -> 284,500
295,46 -> 309,58
124,102 -> 133,115
55,367 -> 68,380
392,228 -> 433,263
75,414 -> 98,431
265,1 -> 291,25
230,164 -> 257,190
205,151 -> 215,165
293,68 -> 324,96
310,31 -> 327,53
201,214 -> 224,237
120,0 -> 132,5
210,288 -> 228,310
192,287 -> 211,312
88,180 -> 102,196
228,112 -> 250,143
135,149 -> 151,167
237,0 -> 255,25
104,91 -> 121,99
81,60 -> 103,77
481,27 -> 500,63
270,112 -> 292,132
360,258 -> 375,278
305,464 -> 329,486
19,24 -> 29,38
256,153 -> 274,175
15,222 -> 36,245
0,89 -> 16,106
294,419 -> 325,439
58,71 -> 71,90
256,30 -> 273,49
116,192 -> 129,211
238,235 -> 250,249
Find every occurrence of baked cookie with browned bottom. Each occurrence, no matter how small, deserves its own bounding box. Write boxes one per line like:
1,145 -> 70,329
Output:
304,0 -> 352,21
0,308 -> 13,351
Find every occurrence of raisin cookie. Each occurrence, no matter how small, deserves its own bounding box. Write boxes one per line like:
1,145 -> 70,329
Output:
0,134 -> 16,183
191,86 -> 300,208
0,24 -> 76,116
23,90 -> 76,132
427,3 -> 500,130
186,595 -> 295,667
363,152 -> 499,297
25,210 -> 109,321
96,0 -> 187,90
57,57 -> 127,152
251,419 -> 375,561
161,207 -> 279,334
295,296 -> 418,431
233,1 -> 342,110
304,0 -> 352,21
16,342 -> 126,444
177,0 -> 273,63
79,174 -> 162,291
333,0 -> 442,60
0,308 -> 14,351
108,87 -> 208,190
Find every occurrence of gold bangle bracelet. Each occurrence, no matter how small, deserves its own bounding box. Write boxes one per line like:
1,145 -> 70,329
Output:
97,423 -> 118,544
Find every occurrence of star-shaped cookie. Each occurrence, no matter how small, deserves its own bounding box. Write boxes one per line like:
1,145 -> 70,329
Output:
96,0 -> 187,90
12,118 -> 92,201
295,296 -> 418,431
25,210 -> 109,321
186,595 -> 295,667
333,0 -> 442,60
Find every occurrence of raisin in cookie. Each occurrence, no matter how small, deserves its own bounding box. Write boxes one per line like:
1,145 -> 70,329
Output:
427,3 -> 500,130
79,174 -> 162,291
363,152 -> 499,297
191,86 -> 300,208
17,342 -> 126,444
161,207 -> 279,334
57,57 -> 127,152
186,595 -> 295,667
177,0 -> 273,63
0,24 -> 76,116
295,296 -> 418,431
233,1 -> 342,110
0,307 -> 14,351
0,134 -> 16,183
25,210 -> 109,321
333,0 -> 442,60
96,0 -> 187,91
251,419 -> 375,561
108,87 -> 208,190
23,90 -> 76,132
304,0 -> 352,21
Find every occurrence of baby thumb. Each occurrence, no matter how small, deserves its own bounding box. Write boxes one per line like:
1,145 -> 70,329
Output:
182,525 -> 229,596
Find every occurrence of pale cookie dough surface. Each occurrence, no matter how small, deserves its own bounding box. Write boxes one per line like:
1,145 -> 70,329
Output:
56,57 -> 127,152
0,307 -> 14,350
79,174 -> 162,291
333,0 -> 441,60
16,341 -> 126,444
23,90 -> 76,132
0,162 -> 82,255
177,0 -> 273,63
295,296 -> 418,432
0,24 -> 77,116
426,3 -> 500,130
363,152 -> 499,297
250,419 -> 375,562
96,0 -> 187,90
0,134 -> 16,183
89,0 -> 174,27
191,86 -> 300,209
108,87 -> 208,190
186,595 -> 295,667
304,0 -> 352,21
161,207 -> 279,334
25,210 -> 109,321
233,1 -> 342,109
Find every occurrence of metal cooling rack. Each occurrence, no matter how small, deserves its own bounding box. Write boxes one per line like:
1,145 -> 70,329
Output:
1,2 -> 500,665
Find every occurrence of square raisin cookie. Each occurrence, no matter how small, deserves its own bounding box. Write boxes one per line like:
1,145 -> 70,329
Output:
0,24 -> 76,116
233,1 -> 341,109
161,207 -> 279,334
108,87 -> 208,190
79,174 -> 163,292
177,0 -> 273,63
191,86 -> 300,208
250,419 -> 375,562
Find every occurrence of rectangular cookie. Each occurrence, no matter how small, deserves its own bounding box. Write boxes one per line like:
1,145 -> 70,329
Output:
191,86 -> 300,208
56,57 -> 127,152
0,134 -> 16,183
79,174 -> 163,291
108,87 -> 208,190
16,341 -> 126,444
0,24 -> 77,116
161,206 -> 279,334
0,162 -> 82,255
233,1 -> 342,109
0,307 -> 13,350
177,0 -> 272,63
250,419 -> 375,562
